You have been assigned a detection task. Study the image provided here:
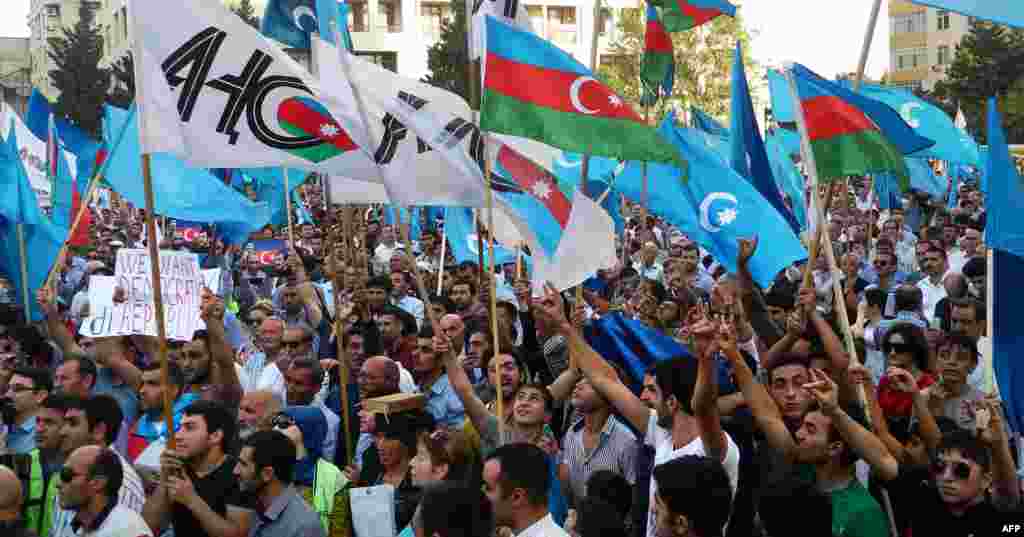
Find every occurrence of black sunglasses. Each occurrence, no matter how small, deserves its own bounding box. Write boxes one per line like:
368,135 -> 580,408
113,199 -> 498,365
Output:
271,413 -> 295,430
932,459 -> 973,480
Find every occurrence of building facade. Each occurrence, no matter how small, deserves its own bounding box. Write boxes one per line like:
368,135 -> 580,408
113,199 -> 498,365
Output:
0,37 -> 31,116
887,0 -> 970,92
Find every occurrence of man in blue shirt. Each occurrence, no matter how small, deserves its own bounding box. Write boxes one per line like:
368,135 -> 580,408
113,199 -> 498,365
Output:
3,367 -> 51,454
413,325 -> 465,429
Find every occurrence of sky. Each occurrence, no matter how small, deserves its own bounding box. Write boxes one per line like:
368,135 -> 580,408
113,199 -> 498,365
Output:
0,0 -> 891,79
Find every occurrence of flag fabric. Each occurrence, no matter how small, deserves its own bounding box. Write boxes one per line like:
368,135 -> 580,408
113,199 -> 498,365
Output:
640,6 -> 675,105
383,206 -> 422,243
552,154 -> 625,235
583,313 -> 692,392
50,143 -> 77,230
0,124 -> 67,321
730,43 -> 799,234
250,239 -> 287,266
910,0 -> 1024,28
765,134 -> 807,230
691,106 -> 729,137
67,182 -> 91,247
480,16 -> 685,168
469,0 -> 534,60
241,168 -> 307,228
766,68 -> 795,124
175,221 -> 208,243
336,2 -> 355,51
27,89 -> 103,189
838,80 -> 980,166
103,105 -> 272,245
617,114 -> 807,288
994,249 -> 1024,433
983,97 -> 1024,257
874,172 -> 903,211
906,158 -> 944,199
443,206 -> 521,267
7,111 -> 56,207
788,63 -> 934,189
261,0 -> 346,49
766,127 -> 801,159
132,0 -> 371,175
314,38 -> 491,207
647,0 -> 736,33
493,144 -> 573,258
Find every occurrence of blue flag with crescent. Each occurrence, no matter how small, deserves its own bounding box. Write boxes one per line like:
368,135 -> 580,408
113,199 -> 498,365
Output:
262,0 -> 347,50
617,113 -> 807,288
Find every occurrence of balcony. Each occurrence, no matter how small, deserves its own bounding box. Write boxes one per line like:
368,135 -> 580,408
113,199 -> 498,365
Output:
376,0 -> 404,33
349,1 -> 369,33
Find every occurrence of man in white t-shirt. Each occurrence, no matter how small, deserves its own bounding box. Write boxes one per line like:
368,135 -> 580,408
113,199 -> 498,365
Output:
531,284 -> 741,537
56,446 -> 152,537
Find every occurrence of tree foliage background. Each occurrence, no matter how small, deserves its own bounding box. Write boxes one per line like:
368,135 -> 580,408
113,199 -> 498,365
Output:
423,0 -> 471,105
931,21 -> 1024,144
48,3 -> 108,137
107,52 -> 135,109
230,0 -> 262,29
597,9 -> 761,123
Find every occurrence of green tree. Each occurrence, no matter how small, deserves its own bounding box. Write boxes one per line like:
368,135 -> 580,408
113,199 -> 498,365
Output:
932,21 -> 1024,143
231,0 -> 261,29
598,9 -> 760,122
48,3 -> 108,137
423,0 -> 471,104
107,52 -> 134,109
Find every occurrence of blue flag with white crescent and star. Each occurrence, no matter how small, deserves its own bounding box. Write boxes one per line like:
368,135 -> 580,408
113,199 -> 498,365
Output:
729,42 -> 800,234
262,0 -> 348,50
617,113 -> 807,288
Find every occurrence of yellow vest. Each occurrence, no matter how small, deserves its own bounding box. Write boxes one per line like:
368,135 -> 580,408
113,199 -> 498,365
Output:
23,449 -> 54,537
313,458 -> 348,534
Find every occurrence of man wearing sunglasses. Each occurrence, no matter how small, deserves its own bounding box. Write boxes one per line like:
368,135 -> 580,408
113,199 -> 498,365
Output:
57,446 -> 152,537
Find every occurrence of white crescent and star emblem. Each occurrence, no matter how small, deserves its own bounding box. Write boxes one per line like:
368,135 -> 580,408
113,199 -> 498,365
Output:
258,251 -> 278,265
292,6 -> 318,31
699,192 -> 739,233
570,77 -> 601,115
556,154 -> 582,168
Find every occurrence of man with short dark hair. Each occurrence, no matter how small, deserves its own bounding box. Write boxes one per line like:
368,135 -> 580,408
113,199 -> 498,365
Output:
54,358 -> 96,399
652,456 -> 733,537
234,430 -> 323,537
416,482 -> 494,537
389,271 -> 424,329
126,362 -> 197,464
5,367 -> 52,454
949,297 -> 992,393
56,446 -> 152,537
483,443 -> 568,537
285,358 -> 339,462
377,306 -> 416,372
413,325 -> 464,429
143,400 -> 251,537
449,279 -> 486,325
51,394 -> 146,530
25,394 -> 73,536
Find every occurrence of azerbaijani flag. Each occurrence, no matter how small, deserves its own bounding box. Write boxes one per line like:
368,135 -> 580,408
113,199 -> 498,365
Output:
480,16 -> 685,169
494,144 -> 572,257
640,6 -> 674,105
789,63 -> 934,190
648,0 -> 736,33
250,239 -> 287,266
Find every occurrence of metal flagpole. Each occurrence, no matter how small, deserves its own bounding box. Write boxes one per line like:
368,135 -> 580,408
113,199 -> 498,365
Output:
437,226 -> 447,295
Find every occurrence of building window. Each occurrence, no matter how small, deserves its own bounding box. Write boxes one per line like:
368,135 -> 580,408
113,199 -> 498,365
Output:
349,1 -> 368,32
377,0 -> 402,33
548,6 -> 576,25
526,6 -> 544,33
937,45 -> 950,65
46,5 -> 60,17
547,7 -> 577,44
598,7 -> 613,35
421,3 -> 451,42
356,51 -> 397,72
894,48 -> 927,70
892,11 -> 925,33
937,9 -> 950,30
889,80 -> 923,92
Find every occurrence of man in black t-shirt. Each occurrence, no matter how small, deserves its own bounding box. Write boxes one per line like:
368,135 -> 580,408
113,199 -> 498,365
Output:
141,400 -> 254,537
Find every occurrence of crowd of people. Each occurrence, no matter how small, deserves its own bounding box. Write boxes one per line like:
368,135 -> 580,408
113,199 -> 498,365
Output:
0,174 -> 1018,537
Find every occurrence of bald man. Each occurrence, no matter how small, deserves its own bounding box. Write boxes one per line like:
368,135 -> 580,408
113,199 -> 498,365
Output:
438,314 -> 466,357
0,466 -> 34,537
54,446 -> 152,537
238,390 -> 283,440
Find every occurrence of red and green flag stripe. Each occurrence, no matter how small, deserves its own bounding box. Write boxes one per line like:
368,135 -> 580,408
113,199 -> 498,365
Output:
648,0 -> 736,33
480,16 -> 685,168
640,6 -> 675,105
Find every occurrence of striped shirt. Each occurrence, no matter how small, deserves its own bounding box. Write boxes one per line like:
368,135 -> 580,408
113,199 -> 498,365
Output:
50,448 -> 147,537
560,415 -> 638,505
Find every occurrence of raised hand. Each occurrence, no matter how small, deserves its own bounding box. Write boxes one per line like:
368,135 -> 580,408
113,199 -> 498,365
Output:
531,282 -> 570,331
803,368 -> 839,415
737,236 -> 758,266
885,367 -> 918,394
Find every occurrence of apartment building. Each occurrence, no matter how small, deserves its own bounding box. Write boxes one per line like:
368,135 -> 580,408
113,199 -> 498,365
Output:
0,37 -> 31,115
888,0 -> 970,92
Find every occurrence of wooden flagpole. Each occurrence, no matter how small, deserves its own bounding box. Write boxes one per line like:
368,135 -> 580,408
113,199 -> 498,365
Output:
437,226 -> 447,295
15,225 -> 30,319
284,168 -> 295,248
483,140 -> 504,443
141,154 -> 176,448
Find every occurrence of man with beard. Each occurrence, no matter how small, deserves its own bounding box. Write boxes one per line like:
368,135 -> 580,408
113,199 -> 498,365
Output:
239,318 -> 286,402
449,279 -> 487,326
125,363 -> 197,464
57,447 -> 152,537
143,400 -> 251,537
238,390 -> 282,440
284,358 -> 339,462
650,456 -> 733,537
178,299 -> 243,411
24,395 -> 73,536
234,430 -> 322,537
50,396 -> 146,537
